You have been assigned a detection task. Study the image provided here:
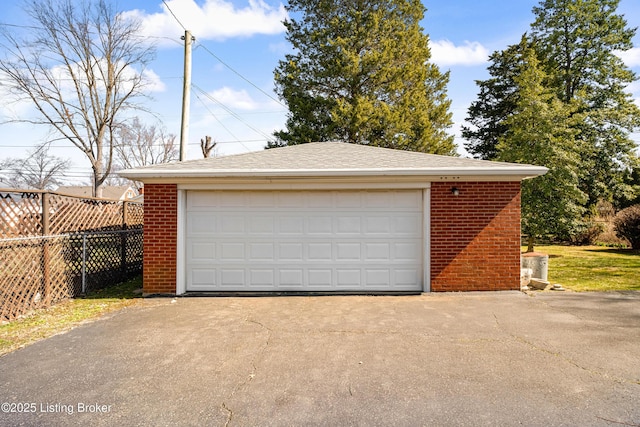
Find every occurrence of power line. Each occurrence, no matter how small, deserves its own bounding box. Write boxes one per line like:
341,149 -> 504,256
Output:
161,0 -> 187,32
193,91 -> 254,153
192,83 -> 274,142
0,22 -> 41,30
193,91 -> 239,140
131,34 -> 184,47
195,42 -> 286,108
0,21 -> 182,47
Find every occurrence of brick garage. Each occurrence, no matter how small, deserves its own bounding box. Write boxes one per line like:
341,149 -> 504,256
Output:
142,184 -> 178,295
121,142 -> 545,295
430,181 -> 521,291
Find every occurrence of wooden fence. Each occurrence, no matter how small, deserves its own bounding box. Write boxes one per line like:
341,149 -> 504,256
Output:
0,189 -> 144,321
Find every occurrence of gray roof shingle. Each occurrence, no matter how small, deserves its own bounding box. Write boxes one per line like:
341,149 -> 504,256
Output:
119,141 -> 547,180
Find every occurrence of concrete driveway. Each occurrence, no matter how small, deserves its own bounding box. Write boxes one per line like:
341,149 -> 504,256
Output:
0,291 -> 638,426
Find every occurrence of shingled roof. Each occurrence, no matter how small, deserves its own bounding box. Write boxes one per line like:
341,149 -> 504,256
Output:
119,141 -> 547,181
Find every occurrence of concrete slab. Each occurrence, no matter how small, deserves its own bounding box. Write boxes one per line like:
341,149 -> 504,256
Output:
0,291 -> 638,426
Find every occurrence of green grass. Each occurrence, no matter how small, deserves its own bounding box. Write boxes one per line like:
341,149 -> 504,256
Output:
525,245 -> 640,292
0,276 -> 144,357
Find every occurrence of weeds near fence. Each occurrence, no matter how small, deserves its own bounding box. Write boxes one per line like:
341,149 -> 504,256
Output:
0,276 -> 144,356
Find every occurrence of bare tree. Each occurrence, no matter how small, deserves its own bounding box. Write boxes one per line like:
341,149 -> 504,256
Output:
111,117 -> 178,189
116,117 -> 178,168
200,135 -> 217,158
0,0 -> 156,197
0,145 -> 71,190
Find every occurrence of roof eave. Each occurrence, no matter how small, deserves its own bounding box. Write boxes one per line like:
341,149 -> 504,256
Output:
118,166 -> 548,182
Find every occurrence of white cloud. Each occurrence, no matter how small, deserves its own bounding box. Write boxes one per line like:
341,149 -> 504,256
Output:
142,69 -> 166,93
208,87 -> 259,110
123,0 -> 287,47
268,41 -> 290,55
429,40 -> 489,67
626,81 -> 640,108
615,47 -> 640,67
0,60 -> 165,121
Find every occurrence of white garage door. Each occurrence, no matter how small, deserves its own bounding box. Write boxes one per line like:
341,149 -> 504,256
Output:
185,190 -> 424,292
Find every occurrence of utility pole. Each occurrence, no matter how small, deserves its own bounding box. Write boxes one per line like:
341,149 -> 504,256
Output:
179,30 -> 194,162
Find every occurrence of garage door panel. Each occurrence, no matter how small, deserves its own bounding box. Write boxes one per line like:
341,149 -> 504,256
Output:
308,243 -> 332,260
191,269 -> 216,289
249,216 -> 275,234
365,243 -> 390,260
221,270 -> 244,287
308,216 -> 332,234
365,217 -> 391,234
249,243 -> 275,260
395,215 -> 422,234
279,216 -> 304,234
188,242 -> 216,261
188,191 -> 218,208
364,192 -> 392,208
217,193 -> 246,208
221,215 -> 245,234
306,192 -> 333,208
366,269 -> 390,286
277,192 -> 302,207
336,243 -> 361,260
279,243 -> 303,260
248,192 -> 277,207
185,190 -> 423,292
337,216 -> 361,234
337,269 -> 361,288
250,269 -> 274,286
279,269 -> 304,287
188,214 -> 217,234
393,191 -> 422,208
395,269 -> 421,287
396,242 -> 421,261
335,193 -> 362,207
220,243 -> 245,260
308,269 -> 333,287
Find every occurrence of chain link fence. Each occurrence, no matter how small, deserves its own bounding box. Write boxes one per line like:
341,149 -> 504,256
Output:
0,189 -> 144,322
0,229 -> 143,321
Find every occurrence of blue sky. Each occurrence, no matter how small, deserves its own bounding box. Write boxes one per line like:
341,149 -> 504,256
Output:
0,0 -> 639,183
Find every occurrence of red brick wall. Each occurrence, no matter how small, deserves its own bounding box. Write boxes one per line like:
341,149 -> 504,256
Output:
430,181 -> 521,291
143,184 -> 178,294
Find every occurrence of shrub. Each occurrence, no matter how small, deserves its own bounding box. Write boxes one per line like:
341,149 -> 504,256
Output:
570,222 -> 604,245
613,205 -> 640,249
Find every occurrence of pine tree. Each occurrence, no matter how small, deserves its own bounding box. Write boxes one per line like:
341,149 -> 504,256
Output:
530,0 -> 640,208
464,0 -> 640,209
462,43 -> 526,160
272,0 -> 454,154
497,40 -> 587,251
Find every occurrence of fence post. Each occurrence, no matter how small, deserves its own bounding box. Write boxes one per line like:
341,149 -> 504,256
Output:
121,201 -> 129,280
41,192 -> 51,305
82,233 -> 87,294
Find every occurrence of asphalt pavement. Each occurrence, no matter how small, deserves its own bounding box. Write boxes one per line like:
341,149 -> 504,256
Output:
0,291 -> 638,426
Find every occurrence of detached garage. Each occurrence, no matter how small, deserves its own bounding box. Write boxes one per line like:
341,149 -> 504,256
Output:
119,142 -> 546,295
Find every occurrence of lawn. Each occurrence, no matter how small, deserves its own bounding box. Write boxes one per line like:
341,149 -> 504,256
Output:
525,245 -> 640,292
0,276 -> 144,357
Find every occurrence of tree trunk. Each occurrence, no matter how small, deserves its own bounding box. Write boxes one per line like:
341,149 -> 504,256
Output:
527,235 -> 535,253
92,162 -> 104,198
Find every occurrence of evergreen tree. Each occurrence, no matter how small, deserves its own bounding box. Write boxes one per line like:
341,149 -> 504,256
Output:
530,0 -> 640,208
464,0 -> 640,210
497,40 -> 587,251
462,43 -> 526,160
272,0 -> 454,154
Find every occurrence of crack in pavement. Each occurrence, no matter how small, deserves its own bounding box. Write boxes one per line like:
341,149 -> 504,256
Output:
492,312 -> 637,386
220,316 -> 272,426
